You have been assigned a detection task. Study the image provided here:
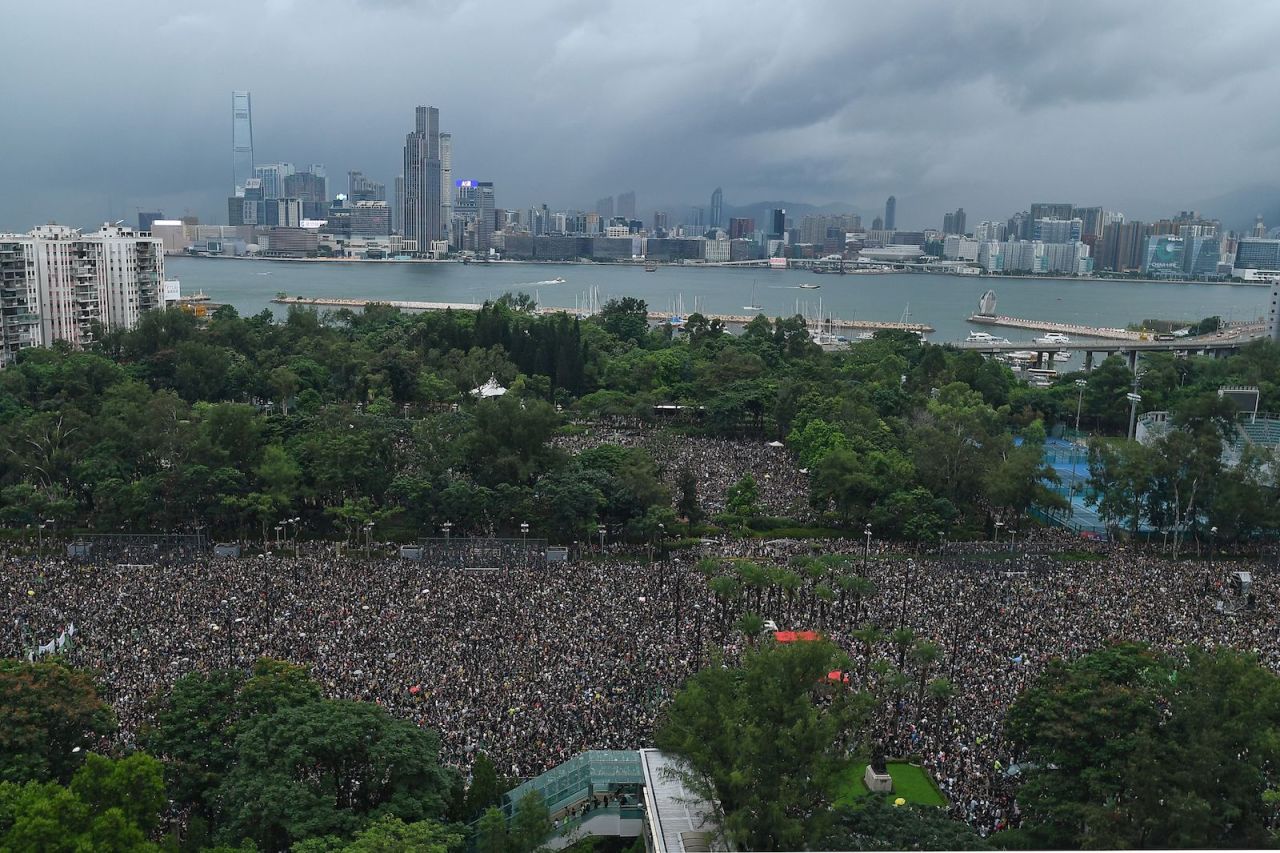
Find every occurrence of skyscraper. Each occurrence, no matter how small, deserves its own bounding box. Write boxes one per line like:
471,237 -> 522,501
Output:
475,181 -> 495,256
284,167 -> 328,219
884,196 -> 896,230
254,163 -> 294,199
402,106 -> 443,252
231,91 -> 254,195
595,196 -> 614,219
440,133 -> 453,243
617,191 -> 636,220
710,188 -> 723,229
942,207 -> 966,236
393,176 -> 404,235
769,208 -> 786,239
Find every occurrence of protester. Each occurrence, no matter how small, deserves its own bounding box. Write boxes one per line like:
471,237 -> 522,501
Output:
0,528 -> 1262,835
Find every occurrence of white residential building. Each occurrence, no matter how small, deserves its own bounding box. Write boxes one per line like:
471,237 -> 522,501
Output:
0,224 -> 164,366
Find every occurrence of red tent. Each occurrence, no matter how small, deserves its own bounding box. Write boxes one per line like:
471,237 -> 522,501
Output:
774,630 -> 822,643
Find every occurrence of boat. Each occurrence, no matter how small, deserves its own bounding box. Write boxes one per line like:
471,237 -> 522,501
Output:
1034,332 -> 1071,345
551,276 -> 566,284
798,283 -> 821,289
644,263 -> 657,272
743,281 -> 762,312
966,331 -> 1011,344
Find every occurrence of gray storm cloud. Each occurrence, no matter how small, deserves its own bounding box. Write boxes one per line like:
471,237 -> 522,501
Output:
2,0 -> 1279,231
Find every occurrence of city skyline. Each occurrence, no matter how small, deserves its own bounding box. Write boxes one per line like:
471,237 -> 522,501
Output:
4,1 -> 1280,231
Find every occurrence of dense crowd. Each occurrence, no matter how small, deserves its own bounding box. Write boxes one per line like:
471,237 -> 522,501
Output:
553,426 -> 812,519
0,533 -> 1265,835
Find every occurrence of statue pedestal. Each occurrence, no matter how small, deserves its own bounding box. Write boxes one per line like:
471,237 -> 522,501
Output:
864,765 -> 894,794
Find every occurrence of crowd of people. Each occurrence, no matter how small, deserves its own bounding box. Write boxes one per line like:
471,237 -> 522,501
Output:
553,425 -> 812,519
0,531 -> 1266,836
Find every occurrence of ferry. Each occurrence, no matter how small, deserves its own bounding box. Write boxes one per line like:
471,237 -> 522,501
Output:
1034,332 -> 1071,345
644,263 -> 657,272
798,283 -> 821,289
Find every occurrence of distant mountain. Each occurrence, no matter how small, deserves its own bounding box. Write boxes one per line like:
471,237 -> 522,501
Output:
1190,185 -> 1280,232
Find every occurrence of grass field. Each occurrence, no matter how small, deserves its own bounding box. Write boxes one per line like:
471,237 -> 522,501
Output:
835,761 -> 948,808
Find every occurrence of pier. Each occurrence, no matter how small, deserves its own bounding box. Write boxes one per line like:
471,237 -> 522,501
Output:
968,313 -> 1141,341
270,295 -> 935,333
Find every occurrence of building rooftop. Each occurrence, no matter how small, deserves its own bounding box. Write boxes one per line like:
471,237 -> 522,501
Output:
639,749 -> 725,853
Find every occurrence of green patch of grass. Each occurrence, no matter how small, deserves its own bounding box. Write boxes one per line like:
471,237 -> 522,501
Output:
835,762 -> 947,808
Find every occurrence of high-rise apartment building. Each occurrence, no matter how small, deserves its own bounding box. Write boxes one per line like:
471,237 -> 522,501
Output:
1033,218 -> 1082,244
348,171 -> 386,203
0,224 -> 164,365
710,188 -> 723,229
942,207 -> 966,236
617,191 -> 636,220
402,106 -> 443,252
1071,206 -> 1104,240
137,212 -> 164,233
1030,202 -> 1074,222
884,196 -> 896,230
595,196 -> 615,219
231,91 -> 254,195
728,217 -> 754,239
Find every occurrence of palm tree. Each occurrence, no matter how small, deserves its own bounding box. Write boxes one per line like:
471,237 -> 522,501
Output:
708,574 -> 740,639
778,571 -> 802,622
890,627 -> 915,670
734,560 -> 769,614
926,676 -> 954,713
814,584 -> 835,630
839,575 -> 876,623
735,612 -> 765,648
851,623 -> 886,679
910,641 -> 942,707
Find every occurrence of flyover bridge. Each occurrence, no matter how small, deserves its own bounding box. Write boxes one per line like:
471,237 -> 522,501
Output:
951,329 -> 1261,370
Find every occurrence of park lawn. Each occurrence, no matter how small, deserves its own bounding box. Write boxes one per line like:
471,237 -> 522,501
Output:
835,762 -> 947,808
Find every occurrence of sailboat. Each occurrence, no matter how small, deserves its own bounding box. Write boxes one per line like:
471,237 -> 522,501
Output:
743,280 -> 762,312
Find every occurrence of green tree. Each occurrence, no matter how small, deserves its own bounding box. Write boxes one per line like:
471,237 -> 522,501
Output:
725,474 -> 760,520
655,641 -> 872,850
509,790 -> 553,853
464,753 -> 502,820
291,815 -> 461,853
818,797 -> 990,851
0,660 -> 115,785
474,807 -> 510,853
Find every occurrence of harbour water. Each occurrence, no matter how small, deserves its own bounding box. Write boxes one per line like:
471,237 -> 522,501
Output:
167,257 -> 1271,345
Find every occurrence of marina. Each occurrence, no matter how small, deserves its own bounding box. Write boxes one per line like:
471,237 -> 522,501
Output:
168,257 -> 1271,345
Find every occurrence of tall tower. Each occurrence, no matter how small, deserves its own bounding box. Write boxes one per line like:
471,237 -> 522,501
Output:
231,91 -> 255,195
402,106 -> 443,252
884,195 -> 896,230
710,187 -> 723,230
1269,279 -> 1280,342
440,132 -> 453,243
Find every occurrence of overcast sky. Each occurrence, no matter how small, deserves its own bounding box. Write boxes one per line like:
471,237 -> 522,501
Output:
4,0 -> 1280,231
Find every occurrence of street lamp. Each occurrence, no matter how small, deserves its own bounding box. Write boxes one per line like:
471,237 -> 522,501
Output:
520,521 -> 529,546
1074,378 -> 1088,434
994,520 -> 1004,544
274,524 -> 283,550
1126,392 -> 1143,441
692,603 -> 703,667
363,521 -> 374,560
441,521 -> 452,541
658,523 -> 666,562
597,524 -> 606,552
863,523 -> 872,574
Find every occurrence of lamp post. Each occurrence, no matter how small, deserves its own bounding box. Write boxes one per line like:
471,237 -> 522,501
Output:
520,521 -> 529,547
363,521 -> 374,560
597,524 -> 606,553
658,523 -> 666,562
692,603 -> 703,668
1209,525 -> 1218,577
1126,392 -> 1143,441
290,517 -> 301,559
863,523 -> 872,574
994,520 -> 1004,545
442,521 -> 452,542
274,524 -> 283,551
1074,378 -> 1087,435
